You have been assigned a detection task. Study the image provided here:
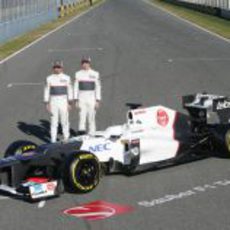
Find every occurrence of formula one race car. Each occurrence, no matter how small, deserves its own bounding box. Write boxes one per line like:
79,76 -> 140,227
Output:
1,93 -> 230,201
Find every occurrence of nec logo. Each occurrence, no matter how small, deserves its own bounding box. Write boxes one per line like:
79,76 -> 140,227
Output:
89,143 -> 111,152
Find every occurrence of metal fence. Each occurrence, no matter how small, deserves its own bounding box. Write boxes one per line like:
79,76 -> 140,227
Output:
0,0 -> 80,44
178,0 -> 230,9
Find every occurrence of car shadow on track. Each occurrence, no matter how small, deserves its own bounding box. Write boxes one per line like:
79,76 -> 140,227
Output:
121,156 -> 210,177
17,120 -> 77,143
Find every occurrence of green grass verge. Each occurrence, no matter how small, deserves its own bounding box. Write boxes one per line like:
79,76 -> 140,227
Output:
151,0 -> 230,39
0,0 -> 104,61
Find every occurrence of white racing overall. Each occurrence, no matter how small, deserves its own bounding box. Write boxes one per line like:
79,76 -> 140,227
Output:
74,69 -> 101,134
44,73 -> 73,143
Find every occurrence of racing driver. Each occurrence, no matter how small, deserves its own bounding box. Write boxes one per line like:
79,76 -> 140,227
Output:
44,61 -> 73,143
74,57 -> 101,135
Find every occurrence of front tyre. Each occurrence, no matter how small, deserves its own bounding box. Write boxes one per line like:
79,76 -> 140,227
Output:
5,140 -> 38,157
65,152 -> 100,193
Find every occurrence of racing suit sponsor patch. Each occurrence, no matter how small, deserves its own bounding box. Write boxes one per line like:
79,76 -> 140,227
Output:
50,86 -> 67,95
79,81 -> 96,91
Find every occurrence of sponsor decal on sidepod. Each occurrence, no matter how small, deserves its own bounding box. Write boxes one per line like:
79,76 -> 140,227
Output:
157,109 -> 169,127
89,143 -> 111,152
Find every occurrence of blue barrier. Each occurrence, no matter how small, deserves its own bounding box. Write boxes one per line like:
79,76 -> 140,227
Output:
0,9 -> 58,43
0,0 -> 81,44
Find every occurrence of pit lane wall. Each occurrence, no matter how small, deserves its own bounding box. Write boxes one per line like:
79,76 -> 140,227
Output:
163,0 -> 230,19
0,0 -> 89,44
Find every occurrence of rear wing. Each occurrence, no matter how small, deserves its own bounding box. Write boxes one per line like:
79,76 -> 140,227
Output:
182,93 -> 230,124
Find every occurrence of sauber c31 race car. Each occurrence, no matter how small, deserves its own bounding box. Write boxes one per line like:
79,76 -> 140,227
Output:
1,93 -> 230,201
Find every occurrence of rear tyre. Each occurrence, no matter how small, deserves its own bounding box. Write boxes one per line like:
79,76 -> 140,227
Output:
212,128 -> 230,158
65,152 -> 100,193
5,140 -> 38,157
223,130 -> 230,157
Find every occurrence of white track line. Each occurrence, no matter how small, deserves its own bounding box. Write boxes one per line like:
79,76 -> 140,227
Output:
48,47 -> 103,52
7,82 -> 43,88
0,1 -> 104,65
167,57 -> 230,62
142,0 -> 230,44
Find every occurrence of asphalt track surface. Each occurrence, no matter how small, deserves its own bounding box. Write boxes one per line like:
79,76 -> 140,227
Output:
0,0 -> 230,229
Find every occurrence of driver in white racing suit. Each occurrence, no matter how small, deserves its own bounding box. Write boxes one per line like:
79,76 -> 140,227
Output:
74,57 -> 101,134
44,61 -> 73,143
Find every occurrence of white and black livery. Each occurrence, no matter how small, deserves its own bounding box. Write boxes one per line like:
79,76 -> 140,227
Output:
1,93 -> 230,201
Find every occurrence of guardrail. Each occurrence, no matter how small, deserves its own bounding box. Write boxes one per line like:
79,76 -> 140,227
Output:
0,0 -> 91,44
179,0 -> 229,9
164,0 -> 230,19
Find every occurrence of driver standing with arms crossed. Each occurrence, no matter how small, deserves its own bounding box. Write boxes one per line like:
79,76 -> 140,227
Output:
74,57 -> 101,135
44,61 -> 73,143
